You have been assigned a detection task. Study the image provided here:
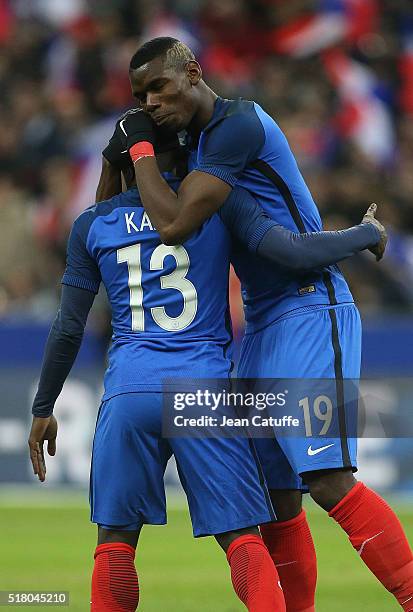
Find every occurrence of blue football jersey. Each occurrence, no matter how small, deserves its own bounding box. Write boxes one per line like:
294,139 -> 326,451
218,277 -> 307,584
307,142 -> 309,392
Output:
189,97 -> 354,333
62,178 -> 233,399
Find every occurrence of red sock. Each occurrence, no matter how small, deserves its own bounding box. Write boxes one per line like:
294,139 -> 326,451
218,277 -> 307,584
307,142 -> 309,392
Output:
261,510 -> 317,612
91,543 -> 139,611
329,482 -> 413,611
227,534 -> 286,611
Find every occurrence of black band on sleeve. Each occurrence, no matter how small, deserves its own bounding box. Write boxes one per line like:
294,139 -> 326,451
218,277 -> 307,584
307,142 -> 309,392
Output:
62,273 -> 100,294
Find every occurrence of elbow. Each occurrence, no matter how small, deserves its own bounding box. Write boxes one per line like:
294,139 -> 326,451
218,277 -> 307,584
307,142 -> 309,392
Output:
159,224 -> 187,246
60,328 -> 84,344
160,230 -> 180,246
284,258 -> 316,272
292,260 -> 313,271
293,261 -> 318,272
278,256 -> 307,272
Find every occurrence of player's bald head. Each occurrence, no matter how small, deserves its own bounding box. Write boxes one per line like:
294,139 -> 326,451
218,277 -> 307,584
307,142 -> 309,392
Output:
129,37 -> 195,74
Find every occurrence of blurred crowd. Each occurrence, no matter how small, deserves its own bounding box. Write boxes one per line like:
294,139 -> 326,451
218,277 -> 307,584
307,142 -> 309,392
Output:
1,0 -> 413,333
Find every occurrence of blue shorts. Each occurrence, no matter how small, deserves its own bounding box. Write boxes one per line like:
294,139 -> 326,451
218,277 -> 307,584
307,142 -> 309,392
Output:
90,392 -> 275,537
238,303 -> 361,489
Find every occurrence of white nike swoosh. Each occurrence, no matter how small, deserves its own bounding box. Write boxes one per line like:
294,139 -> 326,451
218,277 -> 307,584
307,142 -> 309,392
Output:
119,119 -> 128,136
357,530 -> 384,556
275,560 -> 297,568
307,443 -> 335,456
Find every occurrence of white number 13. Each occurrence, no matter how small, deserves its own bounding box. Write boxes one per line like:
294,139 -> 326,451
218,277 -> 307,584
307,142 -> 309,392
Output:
117,243 -> 198,332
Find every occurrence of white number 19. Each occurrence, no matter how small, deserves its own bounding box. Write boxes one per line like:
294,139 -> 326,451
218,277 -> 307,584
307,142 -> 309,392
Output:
299,395 -> 333,436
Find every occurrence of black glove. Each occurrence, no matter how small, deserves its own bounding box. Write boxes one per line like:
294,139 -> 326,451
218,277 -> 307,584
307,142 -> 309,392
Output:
103,109 -> 179,169
118,108 -> 155,149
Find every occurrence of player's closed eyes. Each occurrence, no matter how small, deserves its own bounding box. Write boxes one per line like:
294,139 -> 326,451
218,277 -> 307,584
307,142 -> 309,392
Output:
132,79 -> 169,106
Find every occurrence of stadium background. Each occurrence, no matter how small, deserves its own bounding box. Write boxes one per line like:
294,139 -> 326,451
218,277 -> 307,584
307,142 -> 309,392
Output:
0,1 -> 412,610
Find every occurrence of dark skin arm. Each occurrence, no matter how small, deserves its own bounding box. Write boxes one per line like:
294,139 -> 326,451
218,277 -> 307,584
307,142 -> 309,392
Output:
133,158 -> 230,244
95,157 -> 122,203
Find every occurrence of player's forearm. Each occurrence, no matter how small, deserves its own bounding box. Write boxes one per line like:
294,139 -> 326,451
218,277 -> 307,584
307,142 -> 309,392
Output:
32,286 -> 95,417
96,157 -> 122,203
134,159 -> 222,244
133,157 -> 182,238
257,223 -> 381,270
31,320 -> 83,417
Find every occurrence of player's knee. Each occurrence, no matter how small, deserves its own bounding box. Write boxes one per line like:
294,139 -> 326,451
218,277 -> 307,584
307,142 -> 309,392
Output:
304,469 -> 357,512
97,526 -> 140,548
269,489 -> 302,522
215,526 -> 260,553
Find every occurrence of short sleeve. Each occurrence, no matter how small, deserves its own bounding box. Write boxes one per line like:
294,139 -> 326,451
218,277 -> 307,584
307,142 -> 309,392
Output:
196,107 -> 265,186
62,216 -> 101,294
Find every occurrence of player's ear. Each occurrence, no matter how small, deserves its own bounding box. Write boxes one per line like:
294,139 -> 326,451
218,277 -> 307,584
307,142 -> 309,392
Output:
186,60 -> 202,85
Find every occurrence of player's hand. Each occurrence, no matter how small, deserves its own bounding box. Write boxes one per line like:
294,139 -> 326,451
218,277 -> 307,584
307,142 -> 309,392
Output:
361,203 -> 387,261
103,110 -> 180,169
28,415 -> 58,483
116,108 -> 156,150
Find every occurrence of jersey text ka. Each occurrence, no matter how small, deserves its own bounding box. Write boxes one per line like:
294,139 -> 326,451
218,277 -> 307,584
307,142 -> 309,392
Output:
125,211 -> 155,234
